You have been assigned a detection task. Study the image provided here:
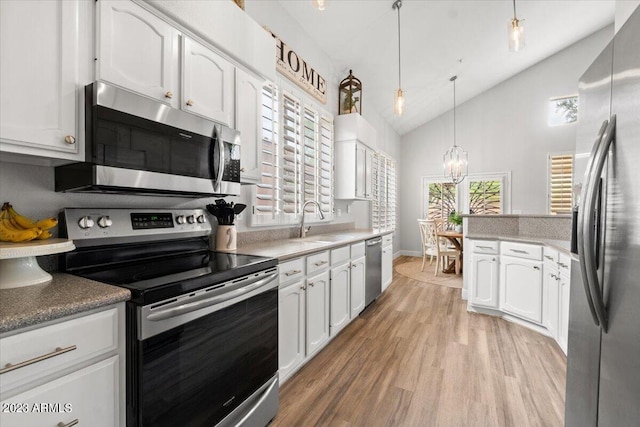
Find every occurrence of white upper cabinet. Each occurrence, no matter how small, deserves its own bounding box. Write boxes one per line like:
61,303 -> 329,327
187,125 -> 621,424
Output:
182,36 -> 235,126
97,0 -> 179,107
0,0 -> 86,162
235,68 -> 265,184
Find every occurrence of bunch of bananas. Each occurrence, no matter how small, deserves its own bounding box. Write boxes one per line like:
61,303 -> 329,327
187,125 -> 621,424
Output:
0,202 -> 57,243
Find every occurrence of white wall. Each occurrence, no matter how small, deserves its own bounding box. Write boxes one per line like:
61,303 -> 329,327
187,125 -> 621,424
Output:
398,26 -> 613,255
615,0 -> 640,32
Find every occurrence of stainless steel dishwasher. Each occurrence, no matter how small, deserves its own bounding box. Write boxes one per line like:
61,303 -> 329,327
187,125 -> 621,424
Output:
365,237 -> 382,307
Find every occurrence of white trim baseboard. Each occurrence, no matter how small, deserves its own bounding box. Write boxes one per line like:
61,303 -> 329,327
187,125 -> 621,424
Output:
398,250 -> 422,257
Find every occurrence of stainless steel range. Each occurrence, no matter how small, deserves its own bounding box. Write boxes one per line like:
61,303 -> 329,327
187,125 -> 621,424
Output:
59,208 -> 279,427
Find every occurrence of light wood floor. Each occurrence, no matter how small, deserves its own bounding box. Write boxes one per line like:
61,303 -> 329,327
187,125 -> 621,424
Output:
271,256 -> 567,427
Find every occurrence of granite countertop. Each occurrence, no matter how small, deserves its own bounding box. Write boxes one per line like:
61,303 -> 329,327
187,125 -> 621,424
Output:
236,229 -> 393,261
466,233 -> 571,253
0,273 -> 130,334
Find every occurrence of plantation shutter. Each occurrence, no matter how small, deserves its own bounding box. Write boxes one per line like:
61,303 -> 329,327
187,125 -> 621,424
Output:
372,153 -> 381,230
372,153 -> 397,232
302,107 -> 318,211
549,154 -> 574,214
386,158 -> 397,231
281,92 -> 302,216
253,84 -> 280,220
318,115 -> 333,216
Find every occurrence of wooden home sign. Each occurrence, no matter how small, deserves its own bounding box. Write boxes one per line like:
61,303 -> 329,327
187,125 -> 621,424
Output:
271,32 -> 327,104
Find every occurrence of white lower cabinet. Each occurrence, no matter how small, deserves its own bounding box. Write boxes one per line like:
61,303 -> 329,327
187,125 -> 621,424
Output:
305,270 -> 330,356
381,243 -> 393,292
542,263 -> 560,339
0,356 -> 119,427
330,263 -> 351,336
350,256 -> 366,317
470,254 -> 499,308
500,256 -> 543,323
558,271 -> 571,354
278,279 -> 306,382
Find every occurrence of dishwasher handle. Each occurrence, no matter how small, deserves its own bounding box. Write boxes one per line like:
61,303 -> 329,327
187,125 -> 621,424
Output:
367,238 -> 382,246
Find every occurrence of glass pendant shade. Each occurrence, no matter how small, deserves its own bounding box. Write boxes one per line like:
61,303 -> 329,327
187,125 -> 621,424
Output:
509,18 -> 525,52
312,0 -> 326,10
443,146 -> 468,184
394,88 -> 405,116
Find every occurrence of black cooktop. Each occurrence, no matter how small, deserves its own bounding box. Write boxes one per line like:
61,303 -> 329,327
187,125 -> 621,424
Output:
66,246 -> 277,305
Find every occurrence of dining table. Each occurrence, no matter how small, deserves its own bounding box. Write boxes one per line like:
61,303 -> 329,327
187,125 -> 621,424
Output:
438,230 -> 463,274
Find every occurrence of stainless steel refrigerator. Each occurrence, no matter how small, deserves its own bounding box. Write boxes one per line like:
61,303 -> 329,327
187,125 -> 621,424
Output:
565,5 -> 640,426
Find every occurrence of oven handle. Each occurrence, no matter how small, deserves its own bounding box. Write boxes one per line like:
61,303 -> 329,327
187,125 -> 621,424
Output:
146,272 -> 278,322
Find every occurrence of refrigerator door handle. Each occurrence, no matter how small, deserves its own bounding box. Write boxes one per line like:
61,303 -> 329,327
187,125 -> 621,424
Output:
582,115 -> 616,332
577,119 -> 609,327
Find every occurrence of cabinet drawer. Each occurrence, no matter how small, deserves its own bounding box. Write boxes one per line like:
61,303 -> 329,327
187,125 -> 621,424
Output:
382,234 -> 393,247
472,240 -> 499,254
0,308 -> 119,393
0,356 -> 118,427
558,252 -> 571,275
501,242 -> 542,261
331,246 -> 350,266
307,250 -> 330,275
351,241 -> 365,259
543,247 -> 559,263
279,257 -> 305,286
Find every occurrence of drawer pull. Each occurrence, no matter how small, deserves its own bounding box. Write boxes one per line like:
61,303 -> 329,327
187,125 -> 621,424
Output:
308,282 -> 315,287
477,245 -> 494,250
0,345 -> 77,375
533,266 -> 540,270
285,269 -> 302,276
558,262 -> 568,268
544,255 -> 554,260
58,420 -> 79,427
314,260 -> 328,266
510,249 -> 529,254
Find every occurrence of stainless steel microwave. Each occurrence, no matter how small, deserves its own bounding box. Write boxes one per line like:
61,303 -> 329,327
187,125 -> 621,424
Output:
55,82 -> 241,198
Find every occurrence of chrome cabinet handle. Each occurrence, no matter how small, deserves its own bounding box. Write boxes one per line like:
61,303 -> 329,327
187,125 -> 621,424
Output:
314,260 -> 328,266
0,345 -> 77,375
544,255 -> 554,260
510,249 -> 529,254
165,91 -> 173,99
533,266 -> 540,270
577,119 -> 610,329
308,282 -> 315,287
64,135 -> 76,145
285,269 -> 302,276
558,262 -> 568,269
58,420 -> 79,427
477,245 -> 493,250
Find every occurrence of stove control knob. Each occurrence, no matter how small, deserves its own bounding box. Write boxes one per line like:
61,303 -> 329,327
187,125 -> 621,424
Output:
175,215 -> 186,225
186,215 -> 196,224
78,216 -> 95,230
196,215 -> 206,224
97,216 -> 113,229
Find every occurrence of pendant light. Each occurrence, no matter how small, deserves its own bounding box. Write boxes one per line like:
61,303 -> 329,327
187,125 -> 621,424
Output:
393,0 -> 405,116
443,76 -> 468,184
312,0 -> 326,11
509,0 -> 525,52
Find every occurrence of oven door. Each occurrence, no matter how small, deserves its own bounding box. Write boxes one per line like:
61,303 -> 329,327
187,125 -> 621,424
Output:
129,270 -> 279,427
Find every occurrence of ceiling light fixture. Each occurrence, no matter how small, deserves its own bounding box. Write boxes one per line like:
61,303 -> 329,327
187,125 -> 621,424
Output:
392,0 -> 404,116
443,76 -> 468,184
509,0 -> 525,52
312,0 -> 326,11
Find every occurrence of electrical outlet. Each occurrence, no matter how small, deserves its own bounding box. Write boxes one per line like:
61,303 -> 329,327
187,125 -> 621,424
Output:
337,209 -> 342,217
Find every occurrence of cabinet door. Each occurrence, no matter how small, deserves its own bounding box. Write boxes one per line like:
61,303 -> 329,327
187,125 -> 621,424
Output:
470,254 -> 499,308
350,256 -> 366,317
330,263 -> 350,336
0,356 -> 118,427
355,144 -> 367,199
558,273 -> 570,354
182,36 -> 234,126
365,147 -> 374,199
499,257 -> 543,323
97,0 -> 179,106
382,245 -> 393,292
542,266 -> 560,339
235,68 -> 264,184
306,270 -> 330,356
278,281 -> 305,382
0,0 -> 81,157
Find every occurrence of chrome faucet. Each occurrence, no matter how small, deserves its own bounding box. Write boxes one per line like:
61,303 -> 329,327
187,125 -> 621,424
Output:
300,200 -> 325,238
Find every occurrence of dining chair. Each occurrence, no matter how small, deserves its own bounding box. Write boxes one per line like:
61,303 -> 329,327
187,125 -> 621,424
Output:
434,226 -> 461,276
417,219 -> 438,271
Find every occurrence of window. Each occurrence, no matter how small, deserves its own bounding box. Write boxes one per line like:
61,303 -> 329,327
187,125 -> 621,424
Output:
548,153 -> 574,214
372,153 -> 396,232
548,95 -> 578,126
250,81 -> 333,226
422,172 -> 510,222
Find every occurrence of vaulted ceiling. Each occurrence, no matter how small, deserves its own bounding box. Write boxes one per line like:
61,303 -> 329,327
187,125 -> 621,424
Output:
276,0 -> 615,135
